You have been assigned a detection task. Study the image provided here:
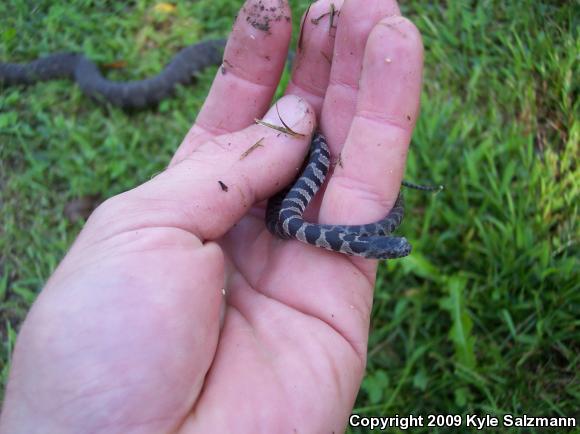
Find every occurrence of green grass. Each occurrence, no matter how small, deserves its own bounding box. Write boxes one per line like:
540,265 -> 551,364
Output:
1,0 -> 578,432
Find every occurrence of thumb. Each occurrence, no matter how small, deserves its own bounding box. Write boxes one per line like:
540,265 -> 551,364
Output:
85,95 -> 315,244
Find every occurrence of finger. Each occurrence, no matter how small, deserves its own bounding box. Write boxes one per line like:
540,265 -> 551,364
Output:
285,0 -> 343,115
320,0 -> 400,156
85,95 -> 315,245
171,0 -> 292,165
319,16 -> 424,271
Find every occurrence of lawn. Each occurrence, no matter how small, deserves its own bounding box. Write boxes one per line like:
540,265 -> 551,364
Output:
0,0 -> 578,432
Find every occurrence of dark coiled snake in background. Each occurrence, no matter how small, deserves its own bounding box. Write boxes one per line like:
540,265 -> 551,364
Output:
0,39 -> 442,260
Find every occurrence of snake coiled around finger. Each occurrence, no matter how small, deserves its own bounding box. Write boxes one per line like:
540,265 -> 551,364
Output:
265,133 -> 413,259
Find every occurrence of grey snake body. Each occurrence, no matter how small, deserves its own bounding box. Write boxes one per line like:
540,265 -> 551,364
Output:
0,39 -> 226,109
266,133 -> 430,259
0,40 -> 438,260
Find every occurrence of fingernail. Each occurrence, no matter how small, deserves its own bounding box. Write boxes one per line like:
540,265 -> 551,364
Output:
262,95 -> 309,128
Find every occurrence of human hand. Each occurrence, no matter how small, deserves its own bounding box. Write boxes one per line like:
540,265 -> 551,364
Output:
0,0 -> 423,433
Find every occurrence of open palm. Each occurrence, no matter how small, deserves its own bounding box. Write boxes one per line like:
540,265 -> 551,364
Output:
0,0 -> 423,433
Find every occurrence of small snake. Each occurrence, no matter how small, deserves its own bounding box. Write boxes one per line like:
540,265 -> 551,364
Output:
266,133 -> 440,260
1,42 -> 440,259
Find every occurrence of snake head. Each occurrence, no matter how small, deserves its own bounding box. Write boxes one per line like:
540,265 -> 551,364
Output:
367,236 -> 412,260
